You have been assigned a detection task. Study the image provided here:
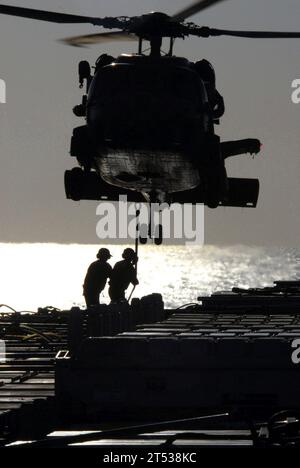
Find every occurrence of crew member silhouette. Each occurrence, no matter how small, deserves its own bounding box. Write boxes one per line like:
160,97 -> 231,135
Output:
194,59 -> 225,122
83,248 -> 112,307
109,248 -> 139,303
194,59 -> 261,158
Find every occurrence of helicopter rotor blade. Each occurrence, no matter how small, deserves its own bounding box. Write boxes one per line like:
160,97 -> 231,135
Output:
61,31 -> 137,47
190,26 -> 300,38
172,0 -> 228,22
0,4 -> 123,28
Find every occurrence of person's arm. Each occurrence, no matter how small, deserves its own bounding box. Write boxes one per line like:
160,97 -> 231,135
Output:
107,264 -> 113,279
131,265 -> 139,286
83,264 -> 92,289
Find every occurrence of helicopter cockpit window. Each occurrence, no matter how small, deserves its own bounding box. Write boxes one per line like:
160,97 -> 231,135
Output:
89,65 -> 204,106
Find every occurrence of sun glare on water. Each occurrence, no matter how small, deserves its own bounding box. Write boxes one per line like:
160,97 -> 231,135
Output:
0,243 -> 298,311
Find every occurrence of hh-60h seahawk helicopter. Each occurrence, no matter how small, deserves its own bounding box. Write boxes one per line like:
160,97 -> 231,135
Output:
1,1 -> 300,208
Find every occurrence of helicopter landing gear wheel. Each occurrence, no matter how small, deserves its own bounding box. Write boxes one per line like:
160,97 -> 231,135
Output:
140,223 -> 163,244
204,134 -> 228,208
154,224 -> 163,245
206,166 -> 228,208
64,167 -> 85,201
207,192 -> 220,209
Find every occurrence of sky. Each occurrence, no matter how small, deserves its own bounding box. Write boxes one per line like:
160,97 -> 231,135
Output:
0,0 -> 299,245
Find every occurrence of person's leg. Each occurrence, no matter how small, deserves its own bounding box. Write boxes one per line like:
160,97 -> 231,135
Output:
84,289 -> 100,307
109,286 -> 126,303
119,290 -> 126,301
108,286 -> 118,302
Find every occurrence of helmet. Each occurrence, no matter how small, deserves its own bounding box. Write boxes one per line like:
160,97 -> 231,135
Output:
96,248 -> 112,260
122,248 -> 136,261
194,59 -> 216,85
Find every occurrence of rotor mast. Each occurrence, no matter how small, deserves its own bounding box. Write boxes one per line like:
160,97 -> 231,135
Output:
149,37 -> 162,56
133,12 -> 179,57
137,35 -> 175,57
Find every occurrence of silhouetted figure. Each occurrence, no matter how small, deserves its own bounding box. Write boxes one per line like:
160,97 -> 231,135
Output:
83,248 -> 112,307
194,59 -> 225,121
109,248 -> 139,303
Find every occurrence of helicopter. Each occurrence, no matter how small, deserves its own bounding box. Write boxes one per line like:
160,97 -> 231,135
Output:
1,1 -> 300,208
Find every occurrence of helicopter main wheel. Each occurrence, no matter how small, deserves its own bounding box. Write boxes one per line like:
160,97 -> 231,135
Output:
202,134 -> 224,208
206,191 -> 220,209
206,165 -> 228,208
65,167 -> 104,201
64,167 -> 85,201
70,125 -> 95,168
139,224 -> 163,244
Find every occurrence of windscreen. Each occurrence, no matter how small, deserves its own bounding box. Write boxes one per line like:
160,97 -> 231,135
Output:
87,64 -> 206,143
89,64 -> 205,106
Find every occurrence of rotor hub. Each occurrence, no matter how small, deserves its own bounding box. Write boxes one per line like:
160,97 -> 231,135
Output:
129,12 -> 185,39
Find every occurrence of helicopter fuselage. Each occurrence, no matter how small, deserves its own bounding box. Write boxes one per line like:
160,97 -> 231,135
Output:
0,1 -> 292,210
88,54 -> 213,202
66,53 -> 260,208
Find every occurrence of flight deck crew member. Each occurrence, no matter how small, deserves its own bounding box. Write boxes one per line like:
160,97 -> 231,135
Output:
83,248 -> 112,307
194,59 -> 225,121
109,248 -> 139,303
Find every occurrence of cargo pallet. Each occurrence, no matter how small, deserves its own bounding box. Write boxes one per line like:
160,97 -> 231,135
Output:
1,283 -> 300,447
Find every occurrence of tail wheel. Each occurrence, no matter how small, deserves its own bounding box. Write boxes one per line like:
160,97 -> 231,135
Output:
154,224 -> 163,245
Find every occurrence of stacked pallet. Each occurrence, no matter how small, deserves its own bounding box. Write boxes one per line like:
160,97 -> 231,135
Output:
0,294 -> 165,444
0,309 -> 70,444
56,281 -> 300,418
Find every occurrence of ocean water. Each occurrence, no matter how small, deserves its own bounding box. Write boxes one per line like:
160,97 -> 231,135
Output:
0,243 -> 299,311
